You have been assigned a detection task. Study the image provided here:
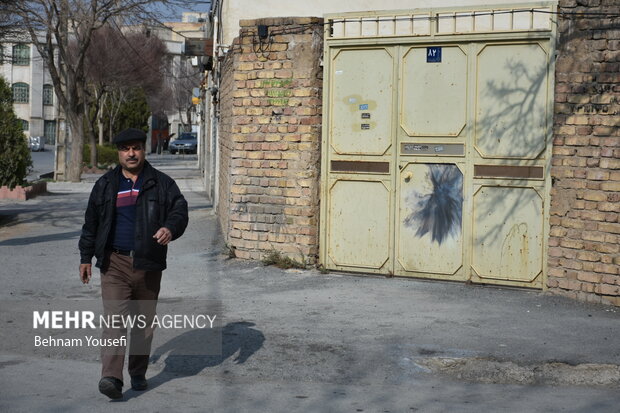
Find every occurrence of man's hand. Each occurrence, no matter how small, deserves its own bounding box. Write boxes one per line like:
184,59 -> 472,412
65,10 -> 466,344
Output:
153,227 -> 172,245
79,264 -> 92,284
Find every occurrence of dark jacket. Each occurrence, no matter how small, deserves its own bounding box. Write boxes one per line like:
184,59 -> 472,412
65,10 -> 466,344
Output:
79,160 -> 188,271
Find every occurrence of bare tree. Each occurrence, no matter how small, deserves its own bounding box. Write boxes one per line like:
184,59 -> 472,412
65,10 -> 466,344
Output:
122,28 -> 171,117
6,0 -> 193,181
106,88 -> 128,142
169,57 -> 201,133
83,24 -> 168,164
84,24 -> 115,150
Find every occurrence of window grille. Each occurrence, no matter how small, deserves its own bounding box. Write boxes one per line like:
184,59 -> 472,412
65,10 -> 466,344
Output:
43,84 -> 54,105
12,44 -> 30,65
12,82 -> 29,103
44,120 -> 57,144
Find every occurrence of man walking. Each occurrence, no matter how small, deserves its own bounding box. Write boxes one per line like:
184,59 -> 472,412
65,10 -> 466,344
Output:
78,128 -> 188,399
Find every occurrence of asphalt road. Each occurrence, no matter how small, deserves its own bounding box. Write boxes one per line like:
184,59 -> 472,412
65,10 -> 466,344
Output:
27,144 -> 55,181
0,166 -> 619,412
26,146 -> 199,182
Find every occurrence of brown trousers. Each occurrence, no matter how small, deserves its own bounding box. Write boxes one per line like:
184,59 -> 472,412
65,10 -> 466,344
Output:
100,251 -> 162,383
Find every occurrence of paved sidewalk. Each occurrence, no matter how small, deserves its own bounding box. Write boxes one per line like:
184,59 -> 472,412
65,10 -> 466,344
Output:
46,154 -> 203,193
0,188 -> 618,412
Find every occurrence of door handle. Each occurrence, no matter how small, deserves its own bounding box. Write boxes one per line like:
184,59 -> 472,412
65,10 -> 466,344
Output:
403,172 -> 412,182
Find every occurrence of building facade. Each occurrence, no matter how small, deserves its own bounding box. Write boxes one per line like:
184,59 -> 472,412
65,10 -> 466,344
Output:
208,0 -> 620,306
161,13 -> 208,140
0,41 -> 60,145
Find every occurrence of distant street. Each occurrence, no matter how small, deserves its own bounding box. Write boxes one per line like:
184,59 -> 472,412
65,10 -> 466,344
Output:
26,145 -> 199,182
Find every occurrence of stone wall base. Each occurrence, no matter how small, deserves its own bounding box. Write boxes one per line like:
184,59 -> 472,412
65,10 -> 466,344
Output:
0,182 -> 47,201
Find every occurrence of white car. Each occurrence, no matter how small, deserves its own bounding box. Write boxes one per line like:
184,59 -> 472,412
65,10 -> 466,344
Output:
29,136 -> 45,152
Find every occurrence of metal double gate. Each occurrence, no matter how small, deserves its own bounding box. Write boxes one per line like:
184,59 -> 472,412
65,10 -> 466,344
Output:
319,5 -> 557,288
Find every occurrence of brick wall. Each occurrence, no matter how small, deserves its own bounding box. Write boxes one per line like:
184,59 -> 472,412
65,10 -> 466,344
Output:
549,0 -> 620,305
217,17 -> 323,262
217,47 -> 236,242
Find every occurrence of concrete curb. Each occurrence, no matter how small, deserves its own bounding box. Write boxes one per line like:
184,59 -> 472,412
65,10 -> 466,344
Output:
47,182 -> 94,193
176,178 -> 205,192
47,179 -> 204,193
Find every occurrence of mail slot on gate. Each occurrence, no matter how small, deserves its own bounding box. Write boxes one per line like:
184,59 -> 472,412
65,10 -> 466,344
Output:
400,143 -> 464,156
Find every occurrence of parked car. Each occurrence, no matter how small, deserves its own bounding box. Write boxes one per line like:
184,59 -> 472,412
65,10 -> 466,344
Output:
169,133 -> 197,154
29,136 -> 45,152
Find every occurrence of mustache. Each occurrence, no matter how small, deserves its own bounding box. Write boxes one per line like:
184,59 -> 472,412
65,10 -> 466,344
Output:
125,156 -> 138,161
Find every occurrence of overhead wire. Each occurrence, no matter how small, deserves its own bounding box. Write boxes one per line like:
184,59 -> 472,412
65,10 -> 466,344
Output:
110,18 -> 204,81
136,4 -> 208,40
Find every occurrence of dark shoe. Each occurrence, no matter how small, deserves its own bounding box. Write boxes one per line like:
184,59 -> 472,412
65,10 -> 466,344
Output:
98,377 -> 123,399
130,374 -> 148,391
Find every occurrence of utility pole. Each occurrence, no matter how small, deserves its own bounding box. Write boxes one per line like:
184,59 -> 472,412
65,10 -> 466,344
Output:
54,0 -> 68,181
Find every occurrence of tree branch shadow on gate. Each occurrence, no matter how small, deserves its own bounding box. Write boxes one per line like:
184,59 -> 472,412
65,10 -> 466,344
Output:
470,12 -> 620,248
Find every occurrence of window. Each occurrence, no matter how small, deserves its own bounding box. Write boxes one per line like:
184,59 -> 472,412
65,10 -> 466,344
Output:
43,84 -> 54,105
12,44 -> 30,65
12,82 -> 29,103
44,120 -> 56,145
21,119 -> 29,131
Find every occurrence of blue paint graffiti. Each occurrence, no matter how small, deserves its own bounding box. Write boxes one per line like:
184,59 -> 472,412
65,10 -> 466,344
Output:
404,164 -> 463,245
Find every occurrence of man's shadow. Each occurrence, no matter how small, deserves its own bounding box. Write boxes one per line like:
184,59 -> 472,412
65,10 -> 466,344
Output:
122,321 -> 264,400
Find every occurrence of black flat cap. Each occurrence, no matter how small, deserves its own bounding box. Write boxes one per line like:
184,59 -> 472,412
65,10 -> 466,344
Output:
112,128 -> 147,145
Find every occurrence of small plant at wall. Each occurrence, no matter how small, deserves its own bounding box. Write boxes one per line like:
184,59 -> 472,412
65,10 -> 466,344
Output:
224,243 -> 237,259
317,264 -> 329,274
262,248 -> 306,270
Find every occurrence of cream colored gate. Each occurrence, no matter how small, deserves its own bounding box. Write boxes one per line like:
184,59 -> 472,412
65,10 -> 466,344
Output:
320,4 -> 557,288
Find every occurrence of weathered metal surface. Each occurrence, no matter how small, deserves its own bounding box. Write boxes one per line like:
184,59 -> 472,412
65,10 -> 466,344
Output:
472,186 -> 544,285
327,180 -> 391,269
397,163 -> 464,276
330,48 -> 394,156
401,46 -> 468,137
327,6 -> 553,39
475,43 -> 549,159
320,3 -> 556,288
401,143 -> 465,156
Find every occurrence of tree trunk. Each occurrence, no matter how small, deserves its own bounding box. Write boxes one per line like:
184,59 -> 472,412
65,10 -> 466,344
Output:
85,95 -> 99,166
98,93 -> 106,145
87,112 -> 99,167
90,132 -> 97,167
98,118 -> 104,145
65,113 -> 84,182
186,107 -> 193,132
108,89 -> 125,142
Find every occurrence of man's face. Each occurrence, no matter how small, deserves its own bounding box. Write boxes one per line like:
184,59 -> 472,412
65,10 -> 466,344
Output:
117,140 -> 145,174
